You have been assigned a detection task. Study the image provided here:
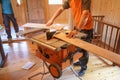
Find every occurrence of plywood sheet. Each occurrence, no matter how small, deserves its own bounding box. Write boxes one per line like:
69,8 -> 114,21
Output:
22,23 -> 64,31
22,23 -> 49,29
54,33 -> 120,66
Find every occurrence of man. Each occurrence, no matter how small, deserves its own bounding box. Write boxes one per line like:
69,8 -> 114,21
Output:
0,0 -> 19,42
46,0 -> 93,76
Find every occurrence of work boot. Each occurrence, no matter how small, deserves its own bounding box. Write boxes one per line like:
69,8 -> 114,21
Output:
73,61 -> 80,66
78,69 -> 86,76
78,65 -> 87,76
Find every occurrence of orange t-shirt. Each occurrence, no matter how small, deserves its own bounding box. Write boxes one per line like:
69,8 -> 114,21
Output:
63,0 -> 93,30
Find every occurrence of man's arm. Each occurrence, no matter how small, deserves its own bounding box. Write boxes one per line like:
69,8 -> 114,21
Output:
46,6 -> 64,26
76,10 -> 89,30
67,0 -> 91,38
46,0 -> 70,26
67,11 -> 89,38
76,0 -> 91,30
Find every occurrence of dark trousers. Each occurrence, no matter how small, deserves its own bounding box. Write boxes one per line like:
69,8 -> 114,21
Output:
76,29 -> 93,70
2,13 -> 19,39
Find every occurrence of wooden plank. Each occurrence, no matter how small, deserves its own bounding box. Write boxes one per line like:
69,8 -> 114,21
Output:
2,38 -> 26,43
54,33 -> 120,66
19,28 -> 46,36
30,38 -> 56,51
22,23 -> 63,31
22,23 -> 49,29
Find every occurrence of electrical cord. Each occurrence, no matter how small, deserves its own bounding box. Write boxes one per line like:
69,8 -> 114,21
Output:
41,60 -> 46,80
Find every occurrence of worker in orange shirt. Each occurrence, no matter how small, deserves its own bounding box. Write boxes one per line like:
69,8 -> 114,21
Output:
46,0 -> 93,76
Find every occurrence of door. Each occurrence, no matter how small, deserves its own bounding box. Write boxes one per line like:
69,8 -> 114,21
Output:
26,0 -> 45,23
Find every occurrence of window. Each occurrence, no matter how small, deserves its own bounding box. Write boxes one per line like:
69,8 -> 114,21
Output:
48,0 -> 62,5
17,0 -> 23,5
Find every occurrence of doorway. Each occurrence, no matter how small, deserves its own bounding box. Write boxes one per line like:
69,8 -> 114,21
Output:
26,0 -> 45,23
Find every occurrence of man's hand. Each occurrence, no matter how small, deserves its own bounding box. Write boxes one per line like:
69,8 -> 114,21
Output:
66,30 -> 78,38
46,19 -> 54,26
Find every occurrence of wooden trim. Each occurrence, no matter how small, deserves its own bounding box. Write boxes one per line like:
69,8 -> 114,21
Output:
116,34 -> 120,54
93,19 -> 120,29
22,0 -> 28,23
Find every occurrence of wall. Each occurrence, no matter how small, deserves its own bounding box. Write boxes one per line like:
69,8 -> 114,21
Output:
91,0 -> 120,27
45,0 -> 120,27
26,0 -> 45,23
44,0 -> 69,24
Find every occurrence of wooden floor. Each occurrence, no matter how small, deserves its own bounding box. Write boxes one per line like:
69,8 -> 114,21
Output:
0,27 -> 120,80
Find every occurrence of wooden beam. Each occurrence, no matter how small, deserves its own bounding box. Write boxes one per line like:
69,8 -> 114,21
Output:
54,33 -> 120,66
2,38 -> 26,43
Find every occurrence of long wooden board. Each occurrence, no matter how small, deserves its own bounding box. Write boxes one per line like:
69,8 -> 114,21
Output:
22,23 -> 49,29
22,23 -> 63,30
54,33 -> 120,66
